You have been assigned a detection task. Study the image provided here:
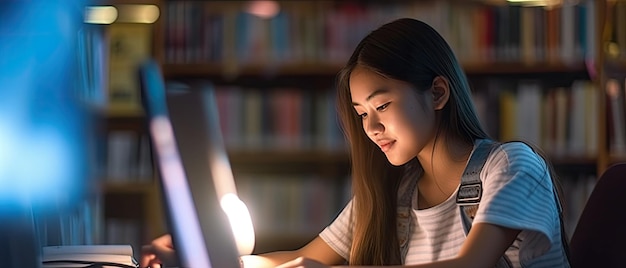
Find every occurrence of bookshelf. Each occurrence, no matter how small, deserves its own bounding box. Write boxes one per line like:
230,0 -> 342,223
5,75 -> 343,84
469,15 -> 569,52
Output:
85,0 -> 626,256
79,0 -> 166,260
600,0 -> 626,171
100,114 -> 163,254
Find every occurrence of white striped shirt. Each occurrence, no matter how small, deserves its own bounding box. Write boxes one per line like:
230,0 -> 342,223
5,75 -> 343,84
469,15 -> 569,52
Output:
319,140 -> 571,267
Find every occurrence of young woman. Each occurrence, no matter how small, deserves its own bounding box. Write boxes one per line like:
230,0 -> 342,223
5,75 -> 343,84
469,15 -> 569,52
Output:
141,18 -> 571,268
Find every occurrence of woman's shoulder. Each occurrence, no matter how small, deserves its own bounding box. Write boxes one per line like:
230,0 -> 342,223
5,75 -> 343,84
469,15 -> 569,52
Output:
479,139 -> 553,193
482,140 -> 547,175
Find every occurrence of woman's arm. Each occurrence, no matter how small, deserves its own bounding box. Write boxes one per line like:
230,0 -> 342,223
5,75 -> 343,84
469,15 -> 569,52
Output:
434,222 -> 521,268
141,234 -> 344,268
277,223 -> 520,268
242,236 -> 346,268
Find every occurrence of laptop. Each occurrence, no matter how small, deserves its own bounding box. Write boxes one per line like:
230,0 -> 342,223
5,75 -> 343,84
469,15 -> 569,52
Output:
139,59 -> 254,268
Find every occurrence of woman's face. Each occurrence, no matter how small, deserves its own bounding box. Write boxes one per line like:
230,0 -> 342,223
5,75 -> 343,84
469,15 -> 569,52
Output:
350,66 -> 437,166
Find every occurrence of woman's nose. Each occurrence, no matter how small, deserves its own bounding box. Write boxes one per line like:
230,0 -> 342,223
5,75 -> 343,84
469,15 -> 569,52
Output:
364,114 -> 384,137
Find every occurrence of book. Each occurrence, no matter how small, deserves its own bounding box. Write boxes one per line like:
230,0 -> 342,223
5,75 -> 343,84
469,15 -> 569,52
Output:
107,23 -> 152,115
41,245 -> 137,268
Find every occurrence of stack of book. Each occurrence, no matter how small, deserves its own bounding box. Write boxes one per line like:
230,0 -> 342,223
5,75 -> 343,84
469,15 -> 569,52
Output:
41,245 -> 138,268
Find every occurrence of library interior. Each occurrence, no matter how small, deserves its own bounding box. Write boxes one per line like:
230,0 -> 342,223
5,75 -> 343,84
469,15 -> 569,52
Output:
1,0 -> 625,267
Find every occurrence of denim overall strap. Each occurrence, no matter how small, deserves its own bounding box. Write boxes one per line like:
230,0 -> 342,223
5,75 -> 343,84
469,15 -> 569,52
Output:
397,164 -> 419,264
456,139 -> 498,224
456,140 -> 512,268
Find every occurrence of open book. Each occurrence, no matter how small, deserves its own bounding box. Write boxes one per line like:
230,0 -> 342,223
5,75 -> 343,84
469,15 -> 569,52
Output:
41,245 -> 138,268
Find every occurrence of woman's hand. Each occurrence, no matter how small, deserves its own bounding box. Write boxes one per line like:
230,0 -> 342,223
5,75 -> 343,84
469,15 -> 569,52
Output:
275,257 -> 330,268
140,234 -> 178,268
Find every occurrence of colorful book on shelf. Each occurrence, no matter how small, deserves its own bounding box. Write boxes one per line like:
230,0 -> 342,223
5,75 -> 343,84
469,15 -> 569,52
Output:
569,80 -> 590,156
106,23 -> 152,115
162,1 -> 595,67
243,88 -> 264,149
41,245 -> 137,268
498,89 -> 517,142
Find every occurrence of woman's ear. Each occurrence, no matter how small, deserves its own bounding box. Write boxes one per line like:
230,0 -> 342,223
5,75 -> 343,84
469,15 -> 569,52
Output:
431,76 -> 450,110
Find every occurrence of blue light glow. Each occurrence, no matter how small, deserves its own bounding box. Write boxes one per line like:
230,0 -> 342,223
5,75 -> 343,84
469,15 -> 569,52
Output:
0,1 -> 89,211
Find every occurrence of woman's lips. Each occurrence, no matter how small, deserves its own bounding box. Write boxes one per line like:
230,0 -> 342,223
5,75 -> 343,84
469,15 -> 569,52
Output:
379,140 -> 395,153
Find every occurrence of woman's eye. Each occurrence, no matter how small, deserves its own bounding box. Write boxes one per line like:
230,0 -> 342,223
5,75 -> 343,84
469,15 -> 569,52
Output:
358,113 -> 368,119
377,102 -> 390,111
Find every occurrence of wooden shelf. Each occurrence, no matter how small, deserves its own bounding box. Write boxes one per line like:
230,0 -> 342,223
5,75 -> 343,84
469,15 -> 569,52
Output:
104,108 -> 145,118
104,114 -> 147,131
608,153 -> 626,165
604,59 -> 626,76
102,181 -> 155,194
91,0 -> 161,5
162,62 -> 344,79
228,149 -> 349,165
462,62 -> 589,76
230,149 -> 350,175
548,156 -> 598,166
162,61 -> 590,80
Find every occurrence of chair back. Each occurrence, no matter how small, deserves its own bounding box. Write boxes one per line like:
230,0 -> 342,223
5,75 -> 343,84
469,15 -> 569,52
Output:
569,163 -> 626,268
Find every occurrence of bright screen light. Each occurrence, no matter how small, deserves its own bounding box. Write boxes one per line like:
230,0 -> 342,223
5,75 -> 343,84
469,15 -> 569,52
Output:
0,1 -> 89,211
220,193 -> 256,255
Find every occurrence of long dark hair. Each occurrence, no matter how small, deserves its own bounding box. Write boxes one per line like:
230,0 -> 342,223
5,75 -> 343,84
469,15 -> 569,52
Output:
335,18 -> 489,265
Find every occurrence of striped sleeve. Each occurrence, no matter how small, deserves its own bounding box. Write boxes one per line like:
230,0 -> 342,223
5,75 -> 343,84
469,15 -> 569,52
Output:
319,199 -> 354,260
473,142 -> 567,265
